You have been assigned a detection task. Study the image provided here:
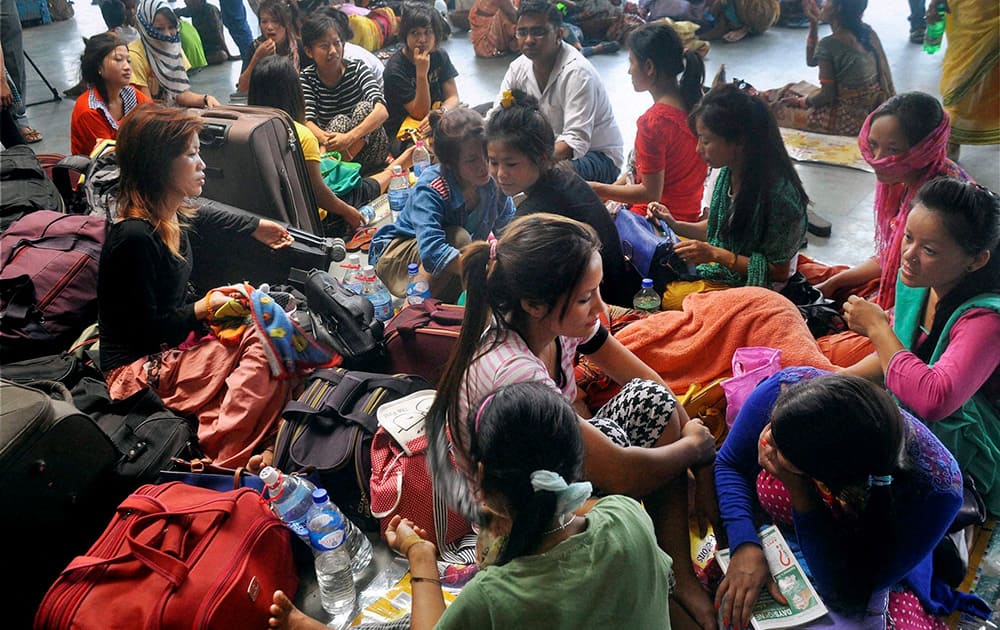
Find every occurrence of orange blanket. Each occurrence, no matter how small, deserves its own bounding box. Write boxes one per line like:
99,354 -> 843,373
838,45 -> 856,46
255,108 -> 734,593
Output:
577,287 -> 837,410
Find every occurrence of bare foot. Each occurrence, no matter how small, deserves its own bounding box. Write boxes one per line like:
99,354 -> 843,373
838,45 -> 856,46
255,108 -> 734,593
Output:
268,590 -> 327,630
722,25 -> 750,42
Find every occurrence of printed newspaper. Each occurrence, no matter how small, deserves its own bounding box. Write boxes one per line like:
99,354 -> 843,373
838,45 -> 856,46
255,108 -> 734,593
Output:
716,525 -> 829,629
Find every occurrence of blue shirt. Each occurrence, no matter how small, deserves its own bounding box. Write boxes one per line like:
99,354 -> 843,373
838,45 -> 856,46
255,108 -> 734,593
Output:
368,163 -> 515,276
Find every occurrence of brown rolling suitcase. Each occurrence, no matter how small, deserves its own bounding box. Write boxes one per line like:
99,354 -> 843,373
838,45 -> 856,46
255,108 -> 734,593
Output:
193,105 -> 323,236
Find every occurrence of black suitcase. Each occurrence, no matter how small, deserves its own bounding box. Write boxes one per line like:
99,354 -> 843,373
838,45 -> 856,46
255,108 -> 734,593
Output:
187,197 -> 345,293
192,106 -> 323,235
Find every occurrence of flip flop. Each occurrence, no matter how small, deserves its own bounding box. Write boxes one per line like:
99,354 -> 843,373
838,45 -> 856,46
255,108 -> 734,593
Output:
20,126 -> 43,144
346,226 -> 377,252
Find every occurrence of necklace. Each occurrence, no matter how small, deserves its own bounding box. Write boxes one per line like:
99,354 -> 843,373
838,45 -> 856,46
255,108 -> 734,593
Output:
542,513 -> 576,536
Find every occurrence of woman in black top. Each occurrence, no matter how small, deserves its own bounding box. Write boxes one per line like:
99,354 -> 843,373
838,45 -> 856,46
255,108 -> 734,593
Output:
485,90 -> 641,308
99,104 -> 295,467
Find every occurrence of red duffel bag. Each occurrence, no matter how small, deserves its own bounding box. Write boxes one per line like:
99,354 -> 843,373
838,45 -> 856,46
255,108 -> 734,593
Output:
383,299 -> 463,387
34,482 -> 298,630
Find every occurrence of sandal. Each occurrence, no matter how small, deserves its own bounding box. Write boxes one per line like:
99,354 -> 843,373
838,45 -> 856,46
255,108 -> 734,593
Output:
909,27 -> 925,44
20,126 -> 43,144
345,226 -> 377,253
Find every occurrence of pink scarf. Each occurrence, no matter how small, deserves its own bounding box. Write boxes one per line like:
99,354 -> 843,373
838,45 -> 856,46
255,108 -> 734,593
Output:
857,109 -> 959,309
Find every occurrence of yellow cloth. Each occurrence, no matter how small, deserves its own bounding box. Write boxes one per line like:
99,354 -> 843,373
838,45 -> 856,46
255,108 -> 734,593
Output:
293,121 -> 328,220
397,101 -> 441,141
127,38 -> 192,99
349,14 -> 383,52
660,279 -> 730,311
941,0 -> 1000,145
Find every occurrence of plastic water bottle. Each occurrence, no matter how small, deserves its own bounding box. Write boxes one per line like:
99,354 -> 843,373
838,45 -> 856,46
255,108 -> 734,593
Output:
358,203 -> 376,225
412,140 -> 431,178
360,264 -> 393,322
387,165 -> 410,220
923,4 -> 946,54
633,278 -> 660,313
259,466 -> 317,544
307,493 -> 356,620
309,488 -> 374,581
341,253 -> 363,295
404,263 -> 431,306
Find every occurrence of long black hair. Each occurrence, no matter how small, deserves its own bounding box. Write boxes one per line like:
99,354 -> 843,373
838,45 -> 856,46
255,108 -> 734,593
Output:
426,214 -> 601,519
911,178 -> 1000,362
834,0 -> 874,52
690,85 -> 809,251
247,55 -> 306,123
485,89 -> 555,168
770,374 -> 904,607
468,381 -> 584,565
627,22 -> 705,112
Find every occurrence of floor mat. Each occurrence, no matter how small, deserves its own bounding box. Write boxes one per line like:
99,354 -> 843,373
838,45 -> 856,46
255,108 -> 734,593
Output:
951,517 -> 1000,628
780,128 -> 874,174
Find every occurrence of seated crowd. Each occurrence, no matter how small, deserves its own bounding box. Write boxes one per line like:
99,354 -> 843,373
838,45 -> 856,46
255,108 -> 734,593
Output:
26,0 -> 1000,627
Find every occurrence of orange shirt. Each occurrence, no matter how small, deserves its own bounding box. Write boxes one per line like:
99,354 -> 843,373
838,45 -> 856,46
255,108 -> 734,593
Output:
70,86 -> 151,156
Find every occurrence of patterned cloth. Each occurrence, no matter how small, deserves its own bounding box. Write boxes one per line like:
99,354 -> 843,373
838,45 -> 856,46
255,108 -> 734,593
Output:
136,0 -> 190,103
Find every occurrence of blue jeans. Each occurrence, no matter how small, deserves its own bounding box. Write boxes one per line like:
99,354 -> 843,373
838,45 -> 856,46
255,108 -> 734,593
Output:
219,0 -> 254,60
571,150 -> 619,184
909,0 -> 926,29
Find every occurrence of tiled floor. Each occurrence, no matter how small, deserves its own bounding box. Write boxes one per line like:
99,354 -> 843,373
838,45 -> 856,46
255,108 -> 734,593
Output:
14,0 -> 999,269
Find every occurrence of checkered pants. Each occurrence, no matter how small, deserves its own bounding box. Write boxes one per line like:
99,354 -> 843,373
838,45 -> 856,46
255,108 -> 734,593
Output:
587,378 -> 676,448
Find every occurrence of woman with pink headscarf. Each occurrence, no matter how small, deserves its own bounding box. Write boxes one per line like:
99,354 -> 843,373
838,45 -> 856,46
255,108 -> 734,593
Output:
816,92 -> 969,309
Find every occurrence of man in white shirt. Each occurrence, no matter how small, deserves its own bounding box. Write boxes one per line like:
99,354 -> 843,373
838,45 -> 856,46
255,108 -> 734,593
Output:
489,0 -> 624,183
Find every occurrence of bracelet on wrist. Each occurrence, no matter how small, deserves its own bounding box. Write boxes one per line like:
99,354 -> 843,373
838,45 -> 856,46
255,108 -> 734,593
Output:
203,93 -> 209,107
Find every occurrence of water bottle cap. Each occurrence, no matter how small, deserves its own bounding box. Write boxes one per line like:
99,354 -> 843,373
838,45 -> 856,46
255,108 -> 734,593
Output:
311,488 -> 329,504
416,139 -> 424,147
259,466 -> 280,487
362,264 -> 376,274
392,164 -> 403,174
407,263 -> 419,275
642,278 -> 653,289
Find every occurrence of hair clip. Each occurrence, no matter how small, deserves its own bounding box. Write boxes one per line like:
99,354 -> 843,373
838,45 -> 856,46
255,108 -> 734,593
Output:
500,90 -> 514,109
869,474 -> 893,487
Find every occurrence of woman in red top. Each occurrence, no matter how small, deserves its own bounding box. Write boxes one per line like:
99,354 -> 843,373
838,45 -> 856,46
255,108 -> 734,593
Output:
70,33 -> 151,156
588,22 -> 707,222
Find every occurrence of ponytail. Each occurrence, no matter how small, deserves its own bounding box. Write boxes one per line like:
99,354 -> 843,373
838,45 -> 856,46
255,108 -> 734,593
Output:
679,49 -> 705,113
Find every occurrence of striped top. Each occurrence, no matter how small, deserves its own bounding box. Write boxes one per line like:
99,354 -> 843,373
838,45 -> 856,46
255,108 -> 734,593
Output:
458,323 -> 599,423
301,59 -> 386,130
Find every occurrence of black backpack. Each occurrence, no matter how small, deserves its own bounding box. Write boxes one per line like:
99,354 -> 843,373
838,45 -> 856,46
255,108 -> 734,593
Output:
0,145 -> 64,232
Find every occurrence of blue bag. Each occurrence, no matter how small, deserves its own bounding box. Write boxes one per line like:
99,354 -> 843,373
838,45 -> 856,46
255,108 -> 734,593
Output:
613,207 -> 697,292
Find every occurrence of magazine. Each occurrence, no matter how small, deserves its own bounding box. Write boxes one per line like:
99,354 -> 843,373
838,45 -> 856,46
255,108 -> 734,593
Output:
716,526 -> 829,630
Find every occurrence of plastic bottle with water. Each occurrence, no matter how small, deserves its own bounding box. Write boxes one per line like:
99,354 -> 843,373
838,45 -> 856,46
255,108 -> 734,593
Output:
358,203 -> 376,226
923,2 -> 946,54
387,165 -> 410,220
633,278 -> 660,313
412,140 -> 431,178
309,488 -> 374,581
341,253 -> 364,295
404,263 -> 431,306
360,264 -> 393,322
306,491 -> 356,621
259,466 -> 317,544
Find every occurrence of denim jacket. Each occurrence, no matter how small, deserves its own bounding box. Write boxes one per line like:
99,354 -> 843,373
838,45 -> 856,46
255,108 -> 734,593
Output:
368,163 -> 515,276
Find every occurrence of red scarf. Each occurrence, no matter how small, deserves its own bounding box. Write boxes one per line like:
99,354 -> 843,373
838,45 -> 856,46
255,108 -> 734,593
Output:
857,110 -> 966,309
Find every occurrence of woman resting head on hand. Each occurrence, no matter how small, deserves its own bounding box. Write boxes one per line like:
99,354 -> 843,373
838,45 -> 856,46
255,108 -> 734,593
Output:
269,381 -> 676,630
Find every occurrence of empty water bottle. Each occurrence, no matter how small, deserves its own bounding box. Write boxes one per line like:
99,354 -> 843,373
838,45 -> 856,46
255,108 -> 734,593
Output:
360,264 -> 394,322
405,263 -> 431,306
358,203 -> 376,225
307,494 -> 356,621
633,278 -> 660,313
259,466 -> 317,544
341,253 -> 363,294
309,489 -> 374,581
388,165 -> 410,220
412,140 -> 431,178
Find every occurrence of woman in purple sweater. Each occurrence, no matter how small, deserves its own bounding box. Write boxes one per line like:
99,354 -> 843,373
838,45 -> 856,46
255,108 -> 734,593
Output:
714,368 -> 988,629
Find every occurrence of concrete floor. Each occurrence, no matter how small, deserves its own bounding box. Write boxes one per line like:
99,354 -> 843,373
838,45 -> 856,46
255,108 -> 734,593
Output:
15,0 -> 999,268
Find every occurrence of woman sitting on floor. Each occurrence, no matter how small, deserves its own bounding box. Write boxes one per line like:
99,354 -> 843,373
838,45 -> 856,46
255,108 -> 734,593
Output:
247,56 -> 414,238
237,0 -> 303,94
762,0 -> 894,137
424,213 -> 719,628
128,0 -> 219,107
486,89 -> 641,308
651,85 -> 808,310
814,93 -> 970,308
842,177 -> 999,515
99,104 -> 298,469
589,21 -> 708,223
269,381 -> 677,630
699,0 -> 780,43
715,368 -> 989,629
299,11 -> 389,176
70,33 -> 151,157
383,2 -> 460,152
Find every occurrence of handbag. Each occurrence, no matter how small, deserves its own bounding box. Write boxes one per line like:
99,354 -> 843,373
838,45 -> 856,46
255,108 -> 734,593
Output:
614,208 -> 697,292
369,390 -> 476,563
721,347 -> 782,426
678,378 -> 728,447
396,101 -> 441,142
34,483 -> 298,630
383,298 -> 463,386
319,151 -> 362,196
780,272 -> 847,338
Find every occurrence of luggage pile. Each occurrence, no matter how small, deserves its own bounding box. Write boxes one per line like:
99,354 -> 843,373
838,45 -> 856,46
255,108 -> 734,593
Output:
0,108 -> 470,628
